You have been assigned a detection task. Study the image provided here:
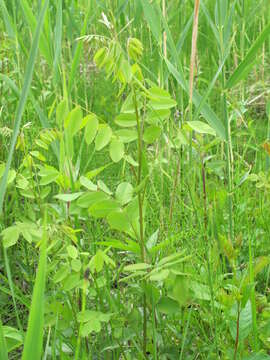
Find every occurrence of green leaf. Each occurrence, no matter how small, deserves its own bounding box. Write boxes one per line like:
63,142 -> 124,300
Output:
230,301 -> 252,341
157,297 -> 180,315
115,182 -> 133,205
79,176 -> 97,191
0,0 -> 50,214
115,113 -> 137,127
97,180 -> 112,195
53,266 -> 70,284
77,191 -> 109,208
107,211 -> 131,233
71,259 -> 82,272
149,269 -> 169,281
171,276 -> 191,306
84,114 -> 99,145
86,164 -> 110,179
114,129 -> 138,143
146,109 -> 170,125
22,213 -> 47,360
54,192 -> 83,202
30,151 -> 46,162
148,87 -> 177,110
89,250 -> 104,273
39,166 -> 59,186
67,245 -> 78,259
124,155 -> 139,167
227,22 -> 270,89
77,310 -> 99,322
77,310 -> 111,323
0,318 -> 8,360
89,200 -> 120,218
110,139 -> 124,163
56,99 -> 68,127
121,92 -> 142,113
2,226 -> 20,249
95,125 -> 112,151
187,121 -> 216,136
143,125 -> 162,143
62,273 -> 80,291
98,239 -> 140,253
65,106 -> 83,137
124,263 -> 151,272
2,325 -> 23,353
81,319 -> 101,336
0,164 -> 16,185
190,281 -> 211,301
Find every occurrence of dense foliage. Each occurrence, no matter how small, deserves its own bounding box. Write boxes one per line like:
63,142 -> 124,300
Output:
1,1 -> 270,359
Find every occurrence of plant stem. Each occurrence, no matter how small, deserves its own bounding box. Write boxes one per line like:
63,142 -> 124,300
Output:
219,21 -> 234,243
75,274 -> 87,360
233,302 -> 240,360
132,85 -> 147,356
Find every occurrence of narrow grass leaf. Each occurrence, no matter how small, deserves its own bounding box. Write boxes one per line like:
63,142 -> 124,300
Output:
165,59 -> 226,140
22,213 -> 48,360
53,0 -> 63,84
19,0 -> 52,66
0,0 -> 49,214
139,0 -> 161,43
0,0 -> 16,39
68,3 -> 92,92
226,22 -> 270,89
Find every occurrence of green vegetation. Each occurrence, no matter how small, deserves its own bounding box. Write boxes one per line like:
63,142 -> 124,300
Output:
1,0 -> 270,359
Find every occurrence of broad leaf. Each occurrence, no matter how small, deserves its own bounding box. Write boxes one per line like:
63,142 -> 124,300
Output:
110,139 -> 124,163
95,125 -> 112,151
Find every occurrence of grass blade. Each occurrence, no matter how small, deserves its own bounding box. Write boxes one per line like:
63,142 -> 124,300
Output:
226,22 -> 270,89
139,0 -> 161,44
165,59 -> 226,140
3,247 -> 23,333
193,40 -> 233,121
0,0 -> 49,214
0,0 -> 16,39
21,212 -> 48,360
19,0 -> 52,66
53,0 -> 62,84
68,3 -> 92,93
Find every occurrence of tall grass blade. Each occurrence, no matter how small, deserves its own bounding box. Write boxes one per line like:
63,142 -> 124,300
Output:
165,59 -> 226,140
0,0 -> 16,39
68,3 -> 92,93
193,42 -> 232,121
226,22 -> 270,89
176,15 -> 193,54
3,247 -> 23,333
53,0 -> 62,84
0,0 -> 49,214
139,0 -> 161,44
0,317 -> 8,360
19,0 -> 52,66
21,211 -> 48,360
